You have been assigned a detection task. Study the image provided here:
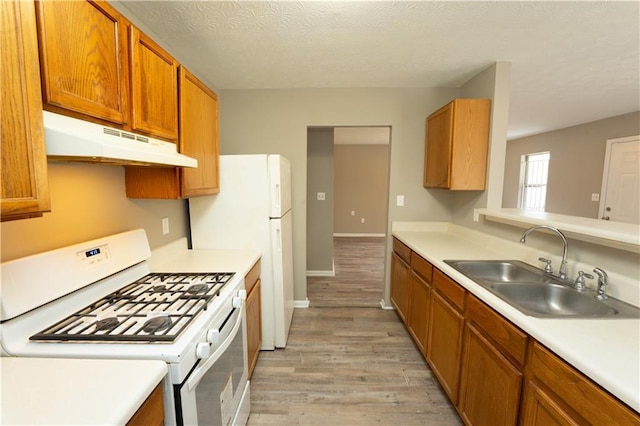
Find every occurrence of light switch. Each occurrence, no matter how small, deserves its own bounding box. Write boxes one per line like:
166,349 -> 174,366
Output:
162,217 -> 170,235
396,195 -> 404,207
317,192 -> 326,201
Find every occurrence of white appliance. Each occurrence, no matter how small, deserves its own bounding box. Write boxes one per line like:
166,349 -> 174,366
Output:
0,229 -> 249,426
189,154 -> 295,349
43,111 -> 198,167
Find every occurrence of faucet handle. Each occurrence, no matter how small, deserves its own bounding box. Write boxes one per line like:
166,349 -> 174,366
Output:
573,271 -> 594,291
538,257 -> 553,273
593,267 -> 609,300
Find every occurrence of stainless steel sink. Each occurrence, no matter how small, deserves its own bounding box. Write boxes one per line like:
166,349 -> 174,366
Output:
487,282 -> 618,317
444,259 -> 640,319
444,260 -> 547,283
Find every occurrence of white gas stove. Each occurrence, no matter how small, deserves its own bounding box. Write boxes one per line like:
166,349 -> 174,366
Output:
0,229 -> 250,426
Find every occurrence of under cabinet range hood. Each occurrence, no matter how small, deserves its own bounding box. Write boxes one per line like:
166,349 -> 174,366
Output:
43,111 -> 197,168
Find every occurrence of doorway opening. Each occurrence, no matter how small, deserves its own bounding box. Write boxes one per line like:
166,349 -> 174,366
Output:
306,126 -> 391,307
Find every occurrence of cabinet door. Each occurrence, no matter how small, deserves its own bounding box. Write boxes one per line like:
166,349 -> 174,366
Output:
130,26 -> 178,140
426,291 -> 464,404
390,252 -> 410,324
126,384 -> 164,426
407,271 -> 430,355
521,381 -> 580,426
423,102 -> 453,188
246,279 -> 262,379
458,323 -> 523,425
36,0 -> 130,124
523,342 -> 640,426
179,67 -> 220,196
1,0 -> 50,220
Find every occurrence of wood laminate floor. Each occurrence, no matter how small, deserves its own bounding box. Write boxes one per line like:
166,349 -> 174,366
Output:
307,237 -> 386,308
247,237 -> 462,425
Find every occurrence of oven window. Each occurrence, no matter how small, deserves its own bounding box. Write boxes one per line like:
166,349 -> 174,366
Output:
195,310 -> 246,425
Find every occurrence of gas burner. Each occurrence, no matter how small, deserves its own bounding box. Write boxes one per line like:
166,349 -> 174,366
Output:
186,284 -> 208,295
94,317 -> 119,332
142,316 -> 172,334
30,271 -> 236,343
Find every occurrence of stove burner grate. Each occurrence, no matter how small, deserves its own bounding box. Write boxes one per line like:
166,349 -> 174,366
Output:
29,272 -> 235,343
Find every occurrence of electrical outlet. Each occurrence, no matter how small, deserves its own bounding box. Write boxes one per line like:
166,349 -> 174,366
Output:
396,195 -> 404,207
591,193 -> 600,202
162,217 -> 170,235
361,218 -> 365,224
317,192 -> 326,201
473,209 -> 479,222
351,210 -> 355,216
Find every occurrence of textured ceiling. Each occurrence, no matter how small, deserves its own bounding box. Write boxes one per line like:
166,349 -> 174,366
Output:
118,1 -> 640,139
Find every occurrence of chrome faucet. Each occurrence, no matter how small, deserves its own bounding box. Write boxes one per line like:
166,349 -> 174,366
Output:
593,268 -> 609,300
519,225 -> 569,279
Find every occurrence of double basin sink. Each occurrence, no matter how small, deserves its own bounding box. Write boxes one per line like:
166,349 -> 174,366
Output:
444,260 -> 640,318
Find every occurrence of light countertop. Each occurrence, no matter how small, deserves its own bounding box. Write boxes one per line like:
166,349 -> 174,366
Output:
0,357 -> 167,425
149,238 -> 261,277
392,222 -> 640,413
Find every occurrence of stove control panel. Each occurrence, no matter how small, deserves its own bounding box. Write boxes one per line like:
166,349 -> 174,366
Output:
76,244 -> 110,265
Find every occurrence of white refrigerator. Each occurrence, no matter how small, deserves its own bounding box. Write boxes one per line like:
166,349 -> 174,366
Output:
189,154 -> 294,349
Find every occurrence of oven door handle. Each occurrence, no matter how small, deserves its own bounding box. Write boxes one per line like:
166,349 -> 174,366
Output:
186,305 -> 244,392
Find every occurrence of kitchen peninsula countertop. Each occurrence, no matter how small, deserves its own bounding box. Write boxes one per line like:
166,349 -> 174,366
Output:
0,357 -> 167,425
392,222 -> 640,413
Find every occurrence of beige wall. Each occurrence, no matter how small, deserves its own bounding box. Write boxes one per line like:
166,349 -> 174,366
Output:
217,88 -> 459,302
334,144 -> 389,234
451,62 -> 512,230
306,128 -> 334,272
502,111 -> 640,218
1,163 -> 189,262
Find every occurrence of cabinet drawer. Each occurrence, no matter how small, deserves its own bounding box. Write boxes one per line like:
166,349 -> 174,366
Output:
466,295 -> 528,367
393,238 -> 411,263
433,269 -> 466,311
410,252 -> 433,283
529,342 -> 639,425
245,259 -> 261,294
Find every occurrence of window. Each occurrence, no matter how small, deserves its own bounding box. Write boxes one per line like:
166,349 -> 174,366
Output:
518,152 -> 550,211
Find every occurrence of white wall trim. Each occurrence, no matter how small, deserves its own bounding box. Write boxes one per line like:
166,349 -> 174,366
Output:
379,299 -> 395,310
294,298 -> 310,308
307,258 -> 335,277
306,270 -> 335,277
333,233 -> 386,237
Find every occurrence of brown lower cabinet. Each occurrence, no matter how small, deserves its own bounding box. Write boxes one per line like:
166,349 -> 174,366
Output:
126,384 -> 164,426
426,271 -> 465,405
391,237 -> 640,425
245,259 -> 262,379
522,342 -> 639,426
390,250 -> 410,323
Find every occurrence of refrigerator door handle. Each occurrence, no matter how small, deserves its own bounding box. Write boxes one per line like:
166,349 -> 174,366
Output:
275,183 -> 281,211
276,227 -> 282,252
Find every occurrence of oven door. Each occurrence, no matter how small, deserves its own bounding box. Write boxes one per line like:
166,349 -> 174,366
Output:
175,304 -> 249,426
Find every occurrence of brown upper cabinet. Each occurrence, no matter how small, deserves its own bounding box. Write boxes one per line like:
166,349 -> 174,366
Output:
423,99 -> 491,190
125,67 -> 219,199
1,0 -> 51,221
35,0 -> 179,142
35,0 -> 130,126
129,27 -> 179,141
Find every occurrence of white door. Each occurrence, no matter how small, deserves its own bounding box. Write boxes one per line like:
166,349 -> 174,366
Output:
599,135 -> 640,224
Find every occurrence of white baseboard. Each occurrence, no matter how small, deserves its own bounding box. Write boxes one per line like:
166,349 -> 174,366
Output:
379,299 -> 395,310
294,298 -> 310,308
306,270 -> 335,277
333,233 -> 386,237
